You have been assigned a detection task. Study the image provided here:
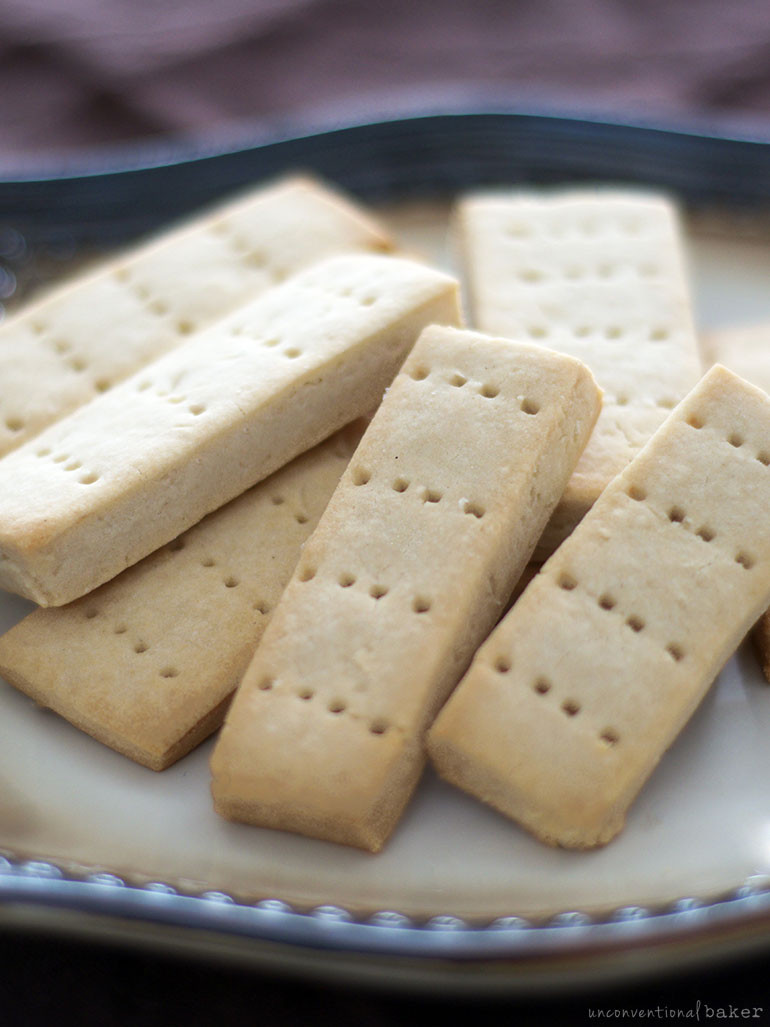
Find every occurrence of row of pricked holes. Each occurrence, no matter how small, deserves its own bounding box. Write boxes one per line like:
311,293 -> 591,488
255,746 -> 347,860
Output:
206,220 -> 288,281
657,500 -> 715,545
525,324 -> 672,343
557,572 -> 685,663
29,321 -> 95,374
269,493 -> 310,525
113,268 -> 196,337
229,285 -> 377,351
34,448 -> 99,485
16,322 -> 112,419
337,285 -> 378,306
627,420 -> 758,571
286,278 -> 379,306
80,534 -> 272,670
296,563 -> 432,613
4,366 -> 106,436
230,330 -> 304,360
687,412 -> 770,469
135,379 -> 207,417
169,536 -> 272,609
492,652 -> 620,748
350,467 -> 486,519
30,275 -> 195,387
505,218 -> 649,239
409,365 -> 540,415
254,676 -> 390,737
83,607 -> 179,677
513,263 -> 660,283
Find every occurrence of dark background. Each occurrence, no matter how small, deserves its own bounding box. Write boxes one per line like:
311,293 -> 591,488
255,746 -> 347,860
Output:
3,0 -> 770,166
2,929 -> 770,1024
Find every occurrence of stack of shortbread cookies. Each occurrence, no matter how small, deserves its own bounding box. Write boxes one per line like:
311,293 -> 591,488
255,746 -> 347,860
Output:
2,174 -> 770,854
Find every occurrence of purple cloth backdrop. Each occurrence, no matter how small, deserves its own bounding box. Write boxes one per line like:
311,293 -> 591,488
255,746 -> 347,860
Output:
1,0 -> 770,158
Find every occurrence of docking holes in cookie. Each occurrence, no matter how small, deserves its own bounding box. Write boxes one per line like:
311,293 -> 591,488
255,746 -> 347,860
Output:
665,503 -> 723,550
530,671 -> 622,748
462,500 -> 485,519
666,643 -> 685,662
290,685 -> 390,736
43,448 -> 101,486
600,728 -> 620,747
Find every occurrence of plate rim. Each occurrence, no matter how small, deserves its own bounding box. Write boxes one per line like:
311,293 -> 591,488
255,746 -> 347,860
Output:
2,100 -> 770,183
3,106 -> 770,248
3,852 -> 770,992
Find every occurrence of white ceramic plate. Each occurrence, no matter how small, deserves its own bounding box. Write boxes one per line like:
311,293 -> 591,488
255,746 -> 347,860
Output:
3,198 -> 770,994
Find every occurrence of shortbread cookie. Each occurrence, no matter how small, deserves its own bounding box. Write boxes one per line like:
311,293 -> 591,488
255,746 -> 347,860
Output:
428,364 -> 770,849
210,324 -> 601,851
457,189 -> 702,556
706,321 -> 770,680
0,426 -> 362,770
0,175 -> 393,458
702,321 -> 770,393
0,254 -> 459,607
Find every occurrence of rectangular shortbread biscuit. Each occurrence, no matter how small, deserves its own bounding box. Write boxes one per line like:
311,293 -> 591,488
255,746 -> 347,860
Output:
0,426 -> 362,770
428,364 -> 770,849
210,324 -> 601,852
0,254 -> 459,607
705,321 -> 770,680
457,189 -> 702,556
0,175 -> 393,458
